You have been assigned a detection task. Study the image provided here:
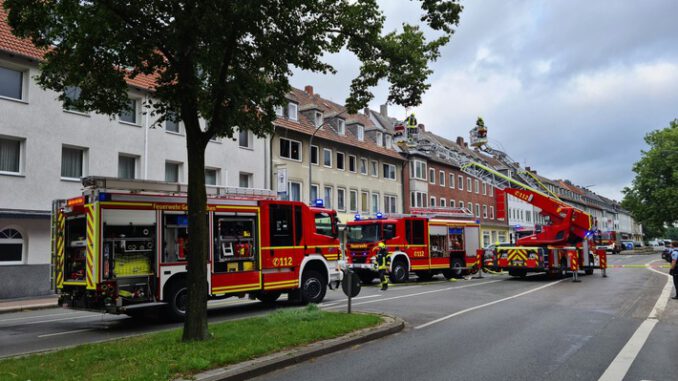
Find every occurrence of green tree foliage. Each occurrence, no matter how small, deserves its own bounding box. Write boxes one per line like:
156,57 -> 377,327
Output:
4,0 -> 462,341
622,119 -> 678,239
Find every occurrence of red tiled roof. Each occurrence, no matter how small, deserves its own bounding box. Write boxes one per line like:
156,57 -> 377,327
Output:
0,3 -> 45,60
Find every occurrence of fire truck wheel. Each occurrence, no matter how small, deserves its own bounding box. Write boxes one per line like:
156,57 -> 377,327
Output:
301,270 -> 327,304
415,271 -> 434,281
257,291 -> 282,304
166,282 -> 188,322
390,259 -> 408,283
445,257 -> 464,279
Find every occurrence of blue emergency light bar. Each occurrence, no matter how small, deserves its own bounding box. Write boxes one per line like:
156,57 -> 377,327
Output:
354,214 -> 361,221
314,199 -> 324,207
376,212 -> 384,219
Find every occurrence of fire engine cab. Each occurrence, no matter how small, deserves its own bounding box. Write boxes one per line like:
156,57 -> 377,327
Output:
345,208 -> 481,284
52,177 -> 342,320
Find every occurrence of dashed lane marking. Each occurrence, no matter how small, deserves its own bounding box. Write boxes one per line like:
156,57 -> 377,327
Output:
38,329 -> 94,338
0,312 -> 77,323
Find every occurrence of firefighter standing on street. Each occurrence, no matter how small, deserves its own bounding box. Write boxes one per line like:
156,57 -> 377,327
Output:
375,241 -> 391,290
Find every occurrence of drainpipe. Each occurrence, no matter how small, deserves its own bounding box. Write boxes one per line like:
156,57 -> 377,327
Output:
143,95 -> 150,179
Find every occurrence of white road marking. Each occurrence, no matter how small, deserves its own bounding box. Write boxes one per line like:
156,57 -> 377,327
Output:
415,279 -> 565,329
597,260 -> 673,381
323,279 -> 502,310
0,312 -> 77,323
38,329 -> 93,338
319,294 -> 380,307
19,314 -> 103,326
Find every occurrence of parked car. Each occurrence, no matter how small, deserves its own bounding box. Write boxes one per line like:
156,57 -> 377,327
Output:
621,241 -> 634,251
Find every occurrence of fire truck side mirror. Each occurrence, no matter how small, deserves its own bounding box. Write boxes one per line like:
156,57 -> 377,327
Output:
535,224 -> 543,233
331,217 -> 339,239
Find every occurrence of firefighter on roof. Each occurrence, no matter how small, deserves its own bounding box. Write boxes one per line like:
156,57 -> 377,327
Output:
375,241 -> 391,290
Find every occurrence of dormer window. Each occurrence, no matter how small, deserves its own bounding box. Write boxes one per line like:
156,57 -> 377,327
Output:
337,119 -> 346,135
314,111 -> 324,127
357,124 -> 364,141
288,102 -> 298,121
376,131 -> 383,146
385,134 -> 392,148
274,105 -> 284,117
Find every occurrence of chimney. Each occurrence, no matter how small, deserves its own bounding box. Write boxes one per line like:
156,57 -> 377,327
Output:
525,166 -> 531,172
364,107 -> 370,116
456,136 -> 465,146
418,123 -> 425,132
380,104 -> 388,117
304,85 -> 314,95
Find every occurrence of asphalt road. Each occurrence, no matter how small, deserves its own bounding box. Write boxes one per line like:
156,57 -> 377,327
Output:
1,254 -> 675,381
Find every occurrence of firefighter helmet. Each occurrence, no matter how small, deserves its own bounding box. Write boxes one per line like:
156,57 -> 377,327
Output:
378,242 -> 386,248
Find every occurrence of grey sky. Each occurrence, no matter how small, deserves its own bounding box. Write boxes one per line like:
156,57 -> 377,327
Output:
292,0 -> 678,202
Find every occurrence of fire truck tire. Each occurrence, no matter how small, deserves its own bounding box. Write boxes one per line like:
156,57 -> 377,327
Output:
301,270 -> 327,304
166,282 -> 188,322
390,259 -> 408,283
257,291 -> 282,304
415,271 -> 434,281
443,257 -> 464,280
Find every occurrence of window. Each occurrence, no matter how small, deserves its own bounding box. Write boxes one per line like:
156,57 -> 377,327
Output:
474,179 -> 480,194
279,138 -> 301,161
165,112 -> 180,133
439,171 -> 445,186
483,231 -> 491,248
314,111 -> 324,127
337,188 -> 346,211
165,162 -> 181,182
0,137 -> 22,174
430,197 -> 436,207
483,205 -> 488,219
323,148 -> 332,167
348,155 -> 357,172
0,228 -> 23,264
475,203 -> 481,218
0,65 -> 23,100
118,155 -> 137,179
385,134 -> 392,148
450,199 -> 455,208
460,201 -> 466,209
61,146 -> 85,179
239,172 -> 252,188
482,182 -> 487,195
440,199 -> 446,207
275,105 -> 284,117
205,168 -> 218,185
336,152 -> 345,170
360,191 -> 369,212
357,125 -> 364,141
238,129 -> 252,148
410,160 -> 427,180
526,211 -> 532,223
408,219 -> 426,245
337,119 -> 346,135
489,183 -> 493,197
288,102 -> 298,121
449,174 -> 455,188
371,193 -> 379,213
410,191 -> 427,208
63,86 -> 83,111
376,131 -> 383,146
458,175 -> 463,190
119,98 -> 139,124
310,145 -> 318,165
288,181 -> 301,201
383,163 -> 396,180
429,168 -> 435,184
315,212 -> 334,237
370,160 -> 378,177
311,184 -> 319,202
384,195 -> 397,213
269,204 -> 294,247
349,189 -> 358,212
359,158 -> 368,175
324,186 -> 333,209
467,178 -> 472,193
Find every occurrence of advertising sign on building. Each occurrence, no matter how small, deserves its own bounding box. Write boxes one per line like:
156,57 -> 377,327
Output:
277,168 -> 288,195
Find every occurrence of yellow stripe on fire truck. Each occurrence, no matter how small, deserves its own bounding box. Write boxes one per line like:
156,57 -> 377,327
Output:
212,283 -> 260,293
56,212 -> 65,288
85,204 -> 97,290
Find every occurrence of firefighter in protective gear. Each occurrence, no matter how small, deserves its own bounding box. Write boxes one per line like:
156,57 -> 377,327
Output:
375,241 -> 391,290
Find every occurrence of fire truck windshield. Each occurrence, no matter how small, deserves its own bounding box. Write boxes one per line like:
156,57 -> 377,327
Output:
347,223 -> 381,243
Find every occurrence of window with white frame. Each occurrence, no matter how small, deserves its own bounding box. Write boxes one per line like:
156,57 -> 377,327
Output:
275,105 -> 284,117
385,134 -> 392,148
429,168 -> 435,184
0,228 -> 23,264
450,199 -> 455,208
323,148 -> 332,167
336,119 -> 346,135
324,186 -> 333,209
474,179 -> 480,194
490,206 -> 495,219
360,191 -> 369,212
357,125 -> 364,141
279,137 -> 301,161
371,193 -> 379,213
459,201 -> 464,209
310,145 -> 318,165
0,136 -> 23,174
119,98 -> 140,124
383,163 -> 396,180
384,195 -> 397,213
0,65 -> 24,100
370,160 -> 378,177
63,86 -> 83,112
165,161 -> 181,182
467,177 -> 472,193
288,181 -> 301,201
458,175 -> 463,190
411,160 -> 427,180
349,189 -> 358,212
61,146 -> 86,179
449,173 -> 455,188
311,184 -> 319,202
489,183 -> 493,197
118,155 -> 137,179
430,196 -> 436,207
336,152 -> 345,170
314,111 -> 324,127
337,188 -> 346,211
475,203 -> 481,217
410,191 -> 427,208
439,170 -> 445,186
482,182 -> 487,195
440,199 -> 446,207
483,205 -> 488,219
288,102 -> 298,121
205,168 -> 218,185
348,155 -> 357,172
376,131 -> 383,146
165,112 -> 180,133
359,158 -> 368,175
239,172 -> 252,188
238,129 -> 252,148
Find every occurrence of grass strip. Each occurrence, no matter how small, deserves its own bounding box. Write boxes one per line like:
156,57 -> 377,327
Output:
0,305 -> 381,381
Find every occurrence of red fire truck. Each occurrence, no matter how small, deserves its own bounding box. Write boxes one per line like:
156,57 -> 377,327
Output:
345,208 -> 481,284
52,177 -> 343,320
594,230 -> 621,254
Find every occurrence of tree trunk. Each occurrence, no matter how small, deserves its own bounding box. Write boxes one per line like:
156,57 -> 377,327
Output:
182,130 -> 210,341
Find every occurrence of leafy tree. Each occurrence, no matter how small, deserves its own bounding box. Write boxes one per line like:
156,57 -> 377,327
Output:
622,119 -> 678,239
4,0 -> 461,341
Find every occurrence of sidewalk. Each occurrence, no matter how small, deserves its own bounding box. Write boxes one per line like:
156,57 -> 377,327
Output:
0,294 -> 59,314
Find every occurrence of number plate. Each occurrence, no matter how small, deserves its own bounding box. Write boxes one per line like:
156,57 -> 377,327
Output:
512,260 -> 524,266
